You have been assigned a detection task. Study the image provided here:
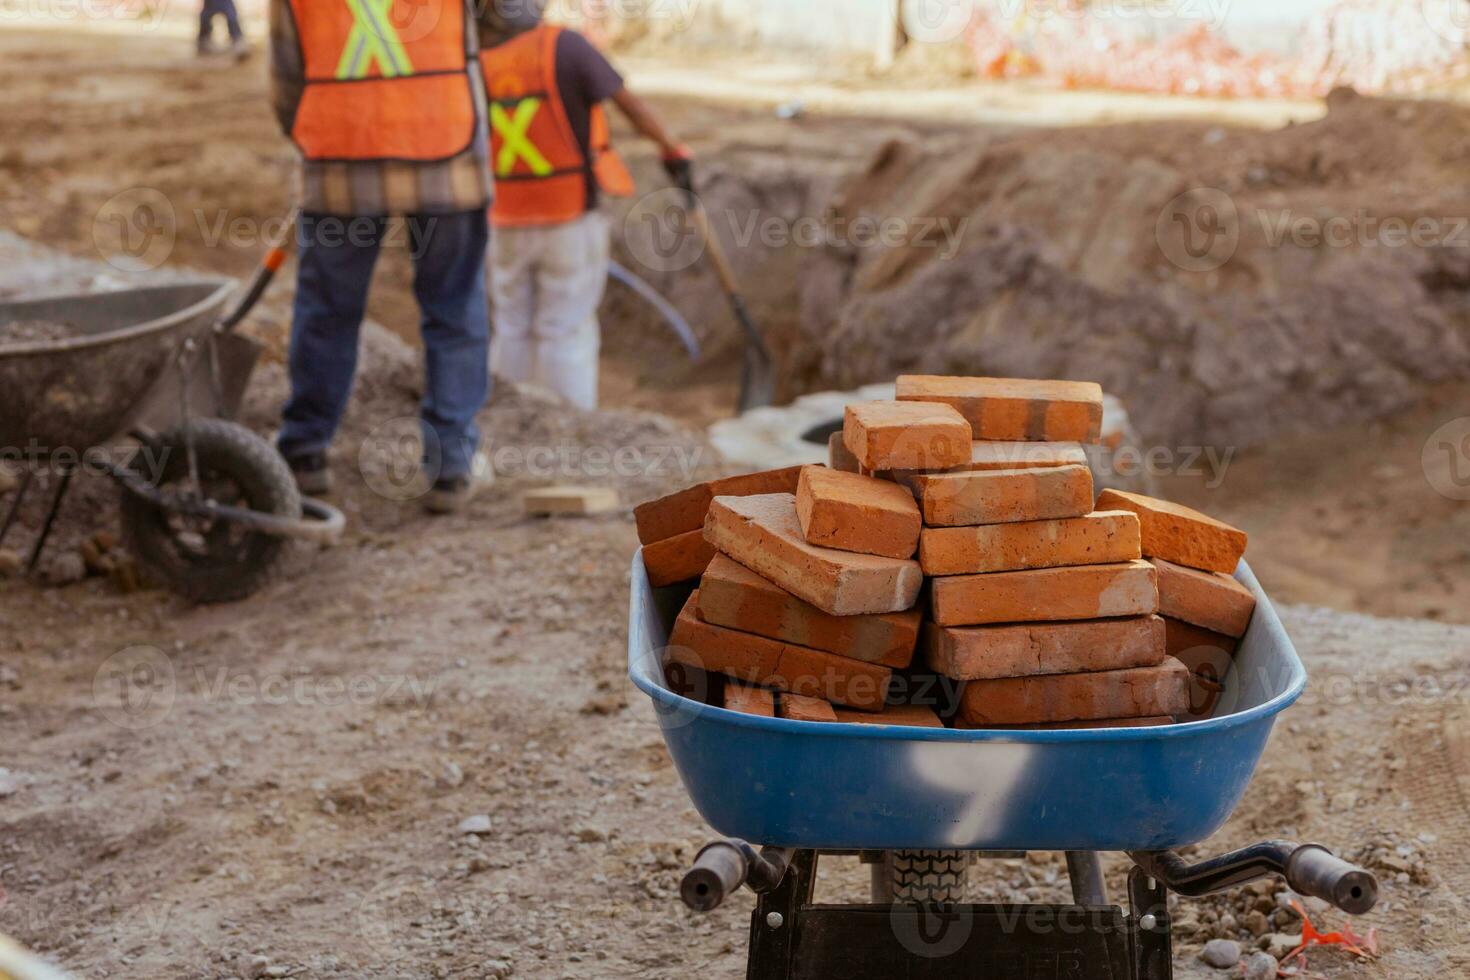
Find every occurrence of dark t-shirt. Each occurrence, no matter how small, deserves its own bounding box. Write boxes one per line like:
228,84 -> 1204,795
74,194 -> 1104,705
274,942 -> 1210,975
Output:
553,30 -> 625,211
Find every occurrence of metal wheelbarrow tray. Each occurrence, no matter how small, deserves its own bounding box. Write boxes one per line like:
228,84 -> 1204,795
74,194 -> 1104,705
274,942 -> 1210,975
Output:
628,557 -> 1305,853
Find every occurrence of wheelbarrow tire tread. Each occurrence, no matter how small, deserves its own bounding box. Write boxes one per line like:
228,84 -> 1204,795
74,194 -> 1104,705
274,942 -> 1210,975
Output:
120,420 -> 301,604
880,850 -> 971,904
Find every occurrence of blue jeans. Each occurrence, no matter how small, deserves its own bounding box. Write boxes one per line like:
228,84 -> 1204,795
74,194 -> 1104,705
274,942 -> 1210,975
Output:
199,0 -> 243,41
279,211 -> 491,481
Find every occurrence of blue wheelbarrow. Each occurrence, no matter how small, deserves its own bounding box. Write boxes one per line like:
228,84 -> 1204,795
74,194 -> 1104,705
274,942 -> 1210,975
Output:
629,555 -> 1380,978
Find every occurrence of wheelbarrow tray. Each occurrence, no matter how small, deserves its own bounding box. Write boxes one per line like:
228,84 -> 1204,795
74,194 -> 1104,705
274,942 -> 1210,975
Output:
0,280 -> 235,452
628,557 -> 1305,852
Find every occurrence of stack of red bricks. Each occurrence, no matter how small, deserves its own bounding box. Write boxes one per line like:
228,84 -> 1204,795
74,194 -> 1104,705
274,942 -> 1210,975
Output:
634,375 -> 1254,730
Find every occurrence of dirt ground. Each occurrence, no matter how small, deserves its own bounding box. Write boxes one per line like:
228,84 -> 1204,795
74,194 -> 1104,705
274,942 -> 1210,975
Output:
3,16 -> 1470,980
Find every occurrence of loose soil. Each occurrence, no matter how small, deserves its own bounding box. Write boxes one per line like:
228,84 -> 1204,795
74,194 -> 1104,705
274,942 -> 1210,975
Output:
1,19 -> 1469,980
0,320 -> 77,346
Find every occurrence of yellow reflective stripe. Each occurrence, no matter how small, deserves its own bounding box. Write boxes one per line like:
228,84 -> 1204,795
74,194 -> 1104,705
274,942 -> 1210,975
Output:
336,0 -> 413,80
491,100 -> 554,177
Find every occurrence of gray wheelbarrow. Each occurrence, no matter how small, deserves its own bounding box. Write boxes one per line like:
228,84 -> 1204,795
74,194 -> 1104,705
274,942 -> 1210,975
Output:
0,277 -> 343,603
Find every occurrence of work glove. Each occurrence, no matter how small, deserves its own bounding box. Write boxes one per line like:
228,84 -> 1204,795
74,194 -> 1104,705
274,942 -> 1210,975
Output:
662,144 -> 695,194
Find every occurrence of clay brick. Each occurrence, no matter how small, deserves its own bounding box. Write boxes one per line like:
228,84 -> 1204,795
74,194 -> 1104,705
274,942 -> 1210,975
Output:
1164,616 -> 1239,661
897,464 -> 1094,528
920,510 -> 1141,576
522,485 -> 619,516
924,615 -> 1166,682
833,704 -> 945,728
975,716 -> 1175,731
723,684 -> 776,717
634,466 -> 804,546
1152,558 -> 1256,638
842,401 -> 972,472
828,431 -> 861,473
1164,617 -> 1236,719
667,592 -> 891,710
780,693 -> 839,723
704,493 -> 923,616
796,466 -> 922,559
957,658 -> 1191,726
896,376 -> 1104,444
964,440 -> 1090,471
643,528 -> 716,587
930,560 -> 1159,627
1095,490 -> 1247,574
698,555 -> 920,668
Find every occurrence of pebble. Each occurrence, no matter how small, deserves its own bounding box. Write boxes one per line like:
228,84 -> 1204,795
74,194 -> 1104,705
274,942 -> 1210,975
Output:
1262,932 -> 1303,959
0,466 -> 16,494
1244,909 -> 1270,936
238,954 -> 271,979
1200,939 -> 1241,969
457,814 -> 492,836
40,552 -> 86,587
1243,951 -> 1278,980
0,548 -> 22,577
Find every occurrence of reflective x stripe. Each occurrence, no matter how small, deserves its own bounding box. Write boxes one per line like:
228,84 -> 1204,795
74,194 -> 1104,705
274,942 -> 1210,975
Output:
336,0 -> 413,80
491,100 -> 554,177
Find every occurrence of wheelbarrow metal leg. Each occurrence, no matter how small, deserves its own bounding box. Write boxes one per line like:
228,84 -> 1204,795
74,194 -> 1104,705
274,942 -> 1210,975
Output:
28,465 -> 74,572
1128,867 -> 1173,980
1067,851 -> 1108,906
0,469 -> 34,549
747,849 -> 813,980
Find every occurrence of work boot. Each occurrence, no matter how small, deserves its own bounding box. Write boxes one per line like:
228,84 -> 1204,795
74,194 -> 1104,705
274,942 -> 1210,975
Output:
286,453 -> 332,497
423,454 -> 493,516
196,37 -> 220,57
231,38 -> 252,62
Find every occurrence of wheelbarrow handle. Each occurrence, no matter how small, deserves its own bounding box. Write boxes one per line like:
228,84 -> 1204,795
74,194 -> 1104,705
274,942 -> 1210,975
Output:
681,839 -> 794,912
1129,841 -> 1378,916
1286,844 -> 1379,916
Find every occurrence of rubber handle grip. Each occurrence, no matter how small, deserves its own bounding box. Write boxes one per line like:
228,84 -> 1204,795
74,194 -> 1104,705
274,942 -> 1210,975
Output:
1286,845 -> 1379,915
681,841 -> 748,912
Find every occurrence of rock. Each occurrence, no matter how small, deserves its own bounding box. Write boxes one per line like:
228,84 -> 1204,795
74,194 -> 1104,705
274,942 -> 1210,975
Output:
238,954 -> 271,979
0,548 -> 22,578
1244,909 -> 1270,936
39,551 -> 86,587
1262,932 -> 1303,959
0,768 -> 22,797
1242,951 -> 1278,980
1200,939 -> 1241,969
440,761 -> 464,788
457,814 -> 492,836
0,466 -> 18,495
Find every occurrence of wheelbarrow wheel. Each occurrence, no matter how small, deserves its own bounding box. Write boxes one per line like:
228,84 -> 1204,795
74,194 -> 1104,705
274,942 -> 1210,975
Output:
874,850 -> 971,904
120,419 -> 302,604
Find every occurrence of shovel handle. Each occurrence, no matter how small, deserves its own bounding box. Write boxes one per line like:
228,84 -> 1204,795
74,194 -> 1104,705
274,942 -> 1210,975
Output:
218,210 -> 298,332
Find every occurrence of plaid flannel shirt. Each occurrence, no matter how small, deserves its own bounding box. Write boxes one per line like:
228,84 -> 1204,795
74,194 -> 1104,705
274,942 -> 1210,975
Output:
268,0 -> 493,218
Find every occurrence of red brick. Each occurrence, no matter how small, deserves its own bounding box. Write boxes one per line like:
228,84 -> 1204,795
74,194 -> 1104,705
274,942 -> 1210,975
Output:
897,464 -> 1094,527
930,560 -> 1158,627
957,658 -> 1191,726
1152,559 -> 1256,638
779,693 -> 839,723
828,431 -> 861,473
920,510 -> 1140,576
704,493 -> 923,616
634,466 -> 804,546
643,528 -> 716,587
796,466 -> 922,559
1164,616 -> 1236,719
1164,616 -> 1239,661
723,684 -> 776,717
833,704 -> 945,728
1095,490 -> 1247,574
896,376 -> 1104,444
924,616 -> 1166,681
975,716 -> 1175,731
698,555 -> 920,668
842,401 -> 972,472
667,592 -> 892,711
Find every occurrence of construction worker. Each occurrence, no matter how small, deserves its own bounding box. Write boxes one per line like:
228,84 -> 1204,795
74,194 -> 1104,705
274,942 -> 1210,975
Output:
478,5 -> 692,410
269,0 -> 494,514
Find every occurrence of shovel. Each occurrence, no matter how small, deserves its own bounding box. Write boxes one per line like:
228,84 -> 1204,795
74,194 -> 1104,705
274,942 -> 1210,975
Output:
138,211 -> 296,429
672,169 -> 777,414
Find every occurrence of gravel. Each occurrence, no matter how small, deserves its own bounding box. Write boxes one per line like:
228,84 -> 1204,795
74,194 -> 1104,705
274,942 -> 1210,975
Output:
0,318 -> 78,345
1200,939 -> 1241,969
1243,951 -> 1280,980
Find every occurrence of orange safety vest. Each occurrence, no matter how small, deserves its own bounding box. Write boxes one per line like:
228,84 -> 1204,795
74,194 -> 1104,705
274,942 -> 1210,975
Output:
288,0 -> 477,163
480,25 -> 635,228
